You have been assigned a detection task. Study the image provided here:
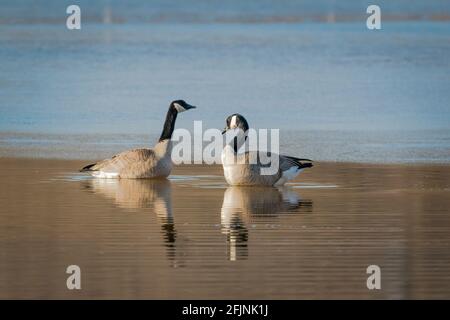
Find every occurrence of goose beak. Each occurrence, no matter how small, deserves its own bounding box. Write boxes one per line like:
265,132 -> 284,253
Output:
185,104 -> 196,110
222,127 -> 228,135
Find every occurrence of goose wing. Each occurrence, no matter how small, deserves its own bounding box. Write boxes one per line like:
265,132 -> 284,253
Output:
238,151 -> 313,172
279,155 -> 313,171
80,148 -> 157,174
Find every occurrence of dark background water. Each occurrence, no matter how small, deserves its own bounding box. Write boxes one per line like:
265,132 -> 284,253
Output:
1,1 -> 449,163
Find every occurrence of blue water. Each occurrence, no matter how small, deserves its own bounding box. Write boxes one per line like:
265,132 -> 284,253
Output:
1,1 -> 450,163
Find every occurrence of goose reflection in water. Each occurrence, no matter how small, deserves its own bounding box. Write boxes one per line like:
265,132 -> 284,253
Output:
82,178 -> 179,266
221,186 -> 313,261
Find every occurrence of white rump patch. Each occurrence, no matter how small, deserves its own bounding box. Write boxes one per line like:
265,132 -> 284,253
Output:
274,167 -> 303,186
92,171 -> 120,179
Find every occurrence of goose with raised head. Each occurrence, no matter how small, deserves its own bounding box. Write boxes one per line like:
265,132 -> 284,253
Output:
221,113 -> 313,186
80,100 -> 196,178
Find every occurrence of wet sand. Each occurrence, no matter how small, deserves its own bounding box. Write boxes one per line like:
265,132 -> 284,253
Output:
1,157 -> 450,299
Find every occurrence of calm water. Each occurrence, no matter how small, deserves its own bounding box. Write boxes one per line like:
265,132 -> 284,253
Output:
1,1 -> 450,163
2,1 -> 450,301
1,158 -> 450,299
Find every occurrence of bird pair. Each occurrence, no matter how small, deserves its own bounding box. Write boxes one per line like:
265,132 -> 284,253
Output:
81,100 -> 312,186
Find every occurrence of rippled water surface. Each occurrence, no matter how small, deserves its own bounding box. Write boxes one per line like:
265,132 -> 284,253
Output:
2,0 -> 450,300
1,158 -> 449,299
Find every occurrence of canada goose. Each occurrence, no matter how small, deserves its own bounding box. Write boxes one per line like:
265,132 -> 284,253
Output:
221,114 -> 313,186
80,100 -> 196,178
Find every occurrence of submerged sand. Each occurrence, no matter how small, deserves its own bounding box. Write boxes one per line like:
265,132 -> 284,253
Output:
1,158 -> 450,299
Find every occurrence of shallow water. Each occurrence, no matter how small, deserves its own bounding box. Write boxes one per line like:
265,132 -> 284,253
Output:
1,158 -> 450,299
1,1 -> 450,299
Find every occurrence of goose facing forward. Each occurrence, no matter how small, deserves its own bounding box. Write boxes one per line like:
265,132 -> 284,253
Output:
221,114 -> 313,186
80,100 -> 196,178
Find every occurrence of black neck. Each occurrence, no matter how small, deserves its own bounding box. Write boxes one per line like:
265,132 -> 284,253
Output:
233,136 -> 239,153
159,106 -> 178,142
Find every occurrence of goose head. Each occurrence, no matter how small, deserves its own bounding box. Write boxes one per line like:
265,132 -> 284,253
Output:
222,114 -> 250,152
222,113 -> 249,135
170,100 -> 196,113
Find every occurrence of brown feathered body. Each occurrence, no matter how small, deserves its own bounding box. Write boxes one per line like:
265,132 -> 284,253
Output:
81,140 -> 173,179
221,145 -> 313,186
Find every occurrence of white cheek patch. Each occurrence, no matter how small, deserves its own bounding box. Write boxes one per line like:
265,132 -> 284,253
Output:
173,103 -> 186,112
230,115 -> 237,128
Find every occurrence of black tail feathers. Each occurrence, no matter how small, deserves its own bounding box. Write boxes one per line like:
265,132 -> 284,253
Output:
285,156 -> 313,169
80,163 -> 97,172
298,162 -> 313,169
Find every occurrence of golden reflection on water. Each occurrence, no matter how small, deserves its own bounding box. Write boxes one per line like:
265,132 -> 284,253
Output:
85,179 -> 314,264
221,187 -> 313,261
1,159 -> 450,299
85,179 -> 180,267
